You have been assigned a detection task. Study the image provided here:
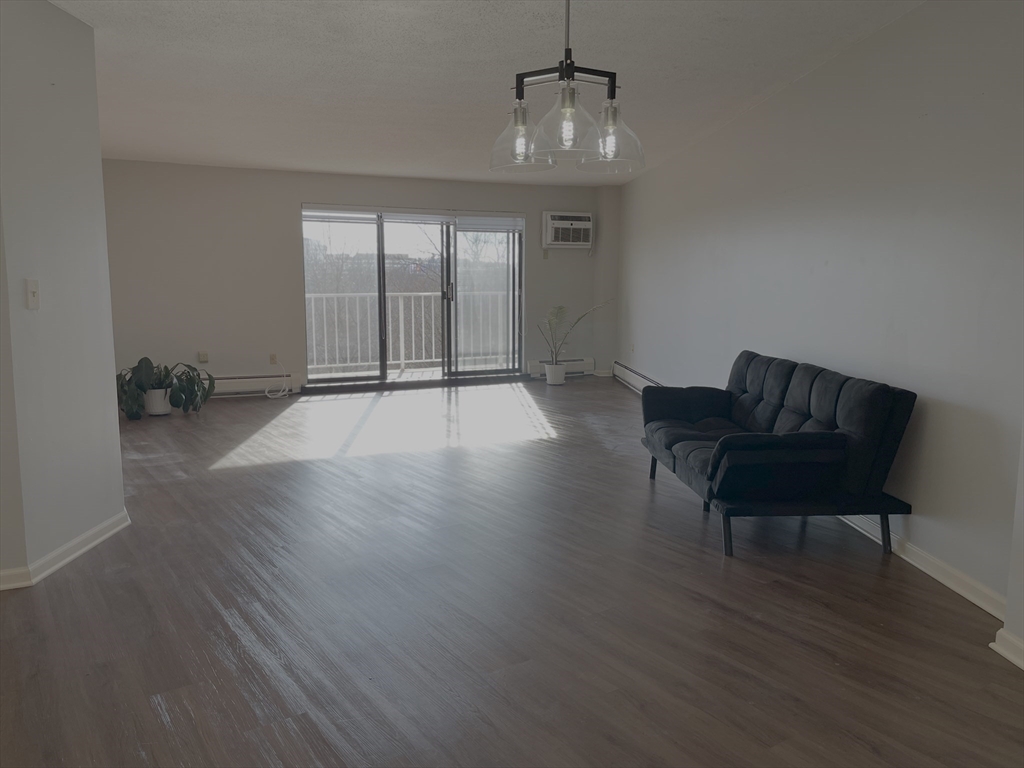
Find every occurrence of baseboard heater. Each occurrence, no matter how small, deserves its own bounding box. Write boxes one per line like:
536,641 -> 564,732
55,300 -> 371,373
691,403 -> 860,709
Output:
527,357 -> 595,378
612,361 -> 662,393
210,373 -> 293,397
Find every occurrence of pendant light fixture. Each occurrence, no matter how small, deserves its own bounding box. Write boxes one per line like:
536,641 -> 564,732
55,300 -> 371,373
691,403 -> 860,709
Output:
489,0 -> 644,174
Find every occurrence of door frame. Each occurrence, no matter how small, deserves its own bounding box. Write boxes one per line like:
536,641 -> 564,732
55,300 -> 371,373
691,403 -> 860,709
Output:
447,227 -> 524,379
301,204 -> 524,388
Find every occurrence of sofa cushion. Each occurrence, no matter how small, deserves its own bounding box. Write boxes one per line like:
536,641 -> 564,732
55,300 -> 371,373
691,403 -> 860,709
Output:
770,362 -> 897,495
672,440 -> 715,500
726,352 -> 798,433
645,418 -> 745,471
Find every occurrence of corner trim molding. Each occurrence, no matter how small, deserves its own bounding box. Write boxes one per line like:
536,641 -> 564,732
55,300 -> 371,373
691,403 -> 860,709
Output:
0,508 -> 131,591
990,628 -> 1024,670
840,514 -> 1006,620
0,566 -> 33,590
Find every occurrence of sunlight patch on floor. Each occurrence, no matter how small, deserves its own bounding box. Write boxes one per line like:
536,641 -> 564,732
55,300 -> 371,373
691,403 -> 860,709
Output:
209,383 -> 555,469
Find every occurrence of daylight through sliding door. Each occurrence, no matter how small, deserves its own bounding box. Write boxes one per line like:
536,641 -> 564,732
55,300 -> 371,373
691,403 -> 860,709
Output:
453,217 -> 523,375
303,208 -> 522,385
381,215 -> 451,382
302,210 -> 383,381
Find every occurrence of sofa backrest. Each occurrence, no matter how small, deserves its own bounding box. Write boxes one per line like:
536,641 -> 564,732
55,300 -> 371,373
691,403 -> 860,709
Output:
725,351 -> 916,495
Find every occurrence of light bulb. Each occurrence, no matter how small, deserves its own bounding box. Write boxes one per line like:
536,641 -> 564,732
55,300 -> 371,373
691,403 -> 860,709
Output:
576,99 -> 644,173
532,81 -> 601,160
512,126 -> 529,162
490,99 -> 553,172
601,128 -> 618,159
559,114 -> 575,148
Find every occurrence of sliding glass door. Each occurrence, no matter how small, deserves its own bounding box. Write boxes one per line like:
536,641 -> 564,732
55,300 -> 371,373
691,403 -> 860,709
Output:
382,216 -> 449,381
302,208 -> 522,385
302,211 -> 381,381
453,218 -> 523,374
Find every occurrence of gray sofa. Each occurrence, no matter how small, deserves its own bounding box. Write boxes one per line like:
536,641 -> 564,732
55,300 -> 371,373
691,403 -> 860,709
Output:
642,351 -> 916,556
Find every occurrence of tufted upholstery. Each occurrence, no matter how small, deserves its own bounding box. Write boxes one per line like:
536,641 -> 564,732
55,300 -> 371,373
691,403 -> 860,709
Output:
726,351 -> 798,433
644,418 -> 743,471
641,351 -> 916,556
725,352 -> 916,495
644,351 -> 916,499
672,441 -> 715,499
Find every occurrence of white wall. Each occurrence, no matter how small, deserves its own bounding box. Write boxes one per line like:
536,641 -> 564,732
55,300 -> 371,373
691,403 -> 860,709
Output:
102,161 -> 616,382
592,186 -> 622,370
1007,437 -> 1024,638
617,0 -> 1023,600
996,431 -> 1024,659
0,0 -> 126,568
0,219 -> 28,573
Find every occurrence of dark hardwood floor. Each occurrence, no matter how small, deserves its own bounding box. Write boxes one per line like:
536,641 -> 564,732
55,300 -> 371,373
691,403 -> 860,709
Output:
1,377 -> 1021,767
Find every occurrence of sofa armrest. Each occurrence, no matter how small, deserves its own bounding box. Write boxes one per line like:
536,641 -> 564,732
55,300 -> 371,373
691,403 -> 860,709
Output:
707,432 -> 848,501
641,386 -> 732,425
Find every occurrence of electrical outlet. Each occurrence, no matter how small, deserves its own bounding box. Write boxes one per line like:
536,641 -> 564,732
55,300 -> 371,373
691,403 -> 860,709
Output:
197,351 -> 209,363
269,353 -> 278,365
631,343 -> 635,353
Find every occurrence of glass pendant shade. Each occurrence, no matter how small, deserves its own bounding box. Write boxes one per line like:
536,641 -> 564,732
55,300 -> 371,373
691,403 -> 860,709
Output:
490,100 -> 554,172
577,99 -> 645,173
531,81 -> 601,160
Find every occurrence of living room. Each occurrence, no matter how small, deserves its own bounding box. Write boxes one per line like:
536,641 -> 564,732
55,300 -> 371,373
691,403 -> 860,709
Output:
1,1 -> 1022,766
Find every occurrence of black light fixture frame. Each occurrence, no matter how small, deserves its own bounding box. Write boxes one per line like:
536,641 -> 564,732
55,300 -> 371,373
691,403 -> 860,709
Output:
514,51 -> 617,101
512,1 -> 617,102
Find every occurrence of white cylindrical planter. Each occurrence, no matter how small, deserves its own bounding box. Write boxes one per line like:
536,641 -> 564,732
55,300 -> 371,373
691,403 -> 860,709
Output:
144,388 -> 173,415
545,363 -> 567,385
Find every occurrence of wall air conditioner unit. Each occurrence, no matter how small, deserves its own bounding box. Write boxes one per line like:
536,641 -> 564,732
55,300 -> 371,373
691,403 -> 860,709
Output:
543,211 -> 594,249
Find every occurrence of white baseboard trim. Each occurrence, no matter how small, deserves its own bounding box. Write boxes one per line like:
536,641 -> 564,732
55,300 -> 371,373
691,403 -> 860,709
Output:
594,369 -> 613,377
0,507 -> 131,591
840,515 -> 1005,620
990,628 -> 1024,669
211,373 -> 294,397
0,566 -> 33,590
612,361 -> 661,394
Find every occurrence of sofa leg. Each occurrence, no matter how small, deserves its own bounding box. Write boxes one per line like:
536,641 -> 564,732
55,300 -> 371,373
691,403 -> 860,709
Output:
880,513 -> 892,555
702,500 -> 710,514
649,456 -> 658,480
721,515 -> 733,556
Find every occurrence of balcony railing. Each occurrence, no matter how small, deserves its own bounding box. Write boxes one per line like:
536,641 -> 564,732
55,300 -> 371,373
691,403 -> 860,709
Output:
306,291 -> 512,377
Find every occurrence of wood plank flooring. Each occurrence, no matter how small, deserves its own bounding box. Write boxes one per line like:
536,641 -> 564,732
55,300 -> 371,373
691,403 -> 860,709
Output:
1,377 -> 1022,767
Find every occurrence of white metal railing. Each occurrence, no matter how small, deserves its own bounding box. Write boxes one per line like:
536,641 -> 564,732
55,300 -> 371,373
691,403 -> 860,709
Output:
306,291 -> 511,375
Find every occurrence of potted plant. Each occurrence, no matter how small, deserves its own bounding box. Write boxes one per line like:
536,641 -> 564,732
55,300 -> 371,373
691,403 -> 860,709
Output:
537,302 -> 610,385
116,357 -> 215,420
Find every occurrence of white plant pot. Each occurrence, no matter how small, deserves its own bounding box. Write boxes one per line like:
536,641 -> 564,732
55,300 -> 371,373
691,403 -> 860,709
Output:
144,387 -> 173,416
545,363 -> 567,386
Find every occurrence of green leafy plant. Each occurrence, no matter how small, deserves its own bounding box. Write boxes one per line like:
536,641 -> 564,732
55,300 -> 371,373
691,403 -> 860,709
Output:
537,302 -> 611,365
116,356 -> 215,420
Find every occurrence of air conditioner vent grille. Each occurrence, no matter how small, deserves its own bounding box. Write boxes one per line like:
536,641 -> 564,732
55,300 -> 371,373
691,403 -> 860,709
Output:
543,211 -> 594,249
551,226 -> 591,244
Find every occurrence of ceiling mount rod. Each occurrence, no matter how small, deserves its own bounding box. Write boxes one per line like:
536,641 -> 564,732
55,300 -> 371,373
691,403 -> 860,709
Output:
564,0 -> 570,51
562,0 -> 574,82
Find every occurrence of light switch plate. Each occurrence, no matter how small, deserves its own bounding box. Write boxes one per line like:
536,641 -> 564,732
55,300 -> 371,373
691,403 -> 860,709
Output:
198,351 -> 209,363
25,279 -> 39,310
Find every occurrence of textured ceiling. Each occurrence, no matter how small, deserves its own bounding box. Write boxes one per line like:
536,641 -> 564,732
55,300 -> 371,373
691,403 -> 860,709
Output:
54,0 -> 921,186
